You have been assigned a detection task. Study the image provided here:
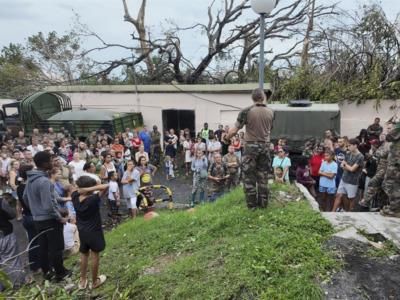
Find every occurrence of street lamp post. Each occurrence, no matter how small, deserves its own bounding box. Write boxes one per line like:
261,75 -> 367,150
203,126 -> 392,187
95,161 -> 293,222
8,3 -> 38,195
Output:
251,0 -> 276,90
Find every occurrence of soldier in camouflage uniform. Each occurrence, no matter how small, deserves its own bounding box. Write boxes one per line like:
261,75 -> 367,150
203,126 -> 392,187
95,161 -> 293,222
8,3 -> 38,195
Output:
361,146 -> 389,209
223,145 -> 240,190
208,153 -> 229,202
150,126 -> 161,166
380,122 -> 400,217
225,88 -> 274,209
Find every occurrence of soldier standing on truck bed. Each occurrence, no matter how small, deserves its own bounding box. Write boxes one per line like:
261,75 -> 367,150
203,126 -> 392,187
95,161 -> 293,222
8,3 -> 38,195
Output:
225,88 -> 274,209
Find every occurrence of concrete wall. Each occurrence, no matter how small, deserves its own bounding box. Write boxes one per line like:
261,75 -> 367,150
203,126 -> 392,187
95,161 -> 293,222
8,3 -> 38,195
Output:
65,92 -> 399,138
65,92 -> 247,134
339,99 -> 400,138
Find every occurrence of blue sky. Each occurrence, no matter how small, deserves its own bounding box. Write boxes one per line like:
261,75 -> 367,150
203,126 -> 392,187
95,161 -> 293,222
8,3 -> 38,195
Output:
0,0 -> 398,67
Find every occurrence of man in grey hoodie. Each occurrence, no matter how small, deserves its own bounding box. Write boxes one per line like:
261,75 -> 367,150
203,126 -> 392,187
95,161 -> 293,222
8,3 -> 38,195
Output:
23,151 -> 71,281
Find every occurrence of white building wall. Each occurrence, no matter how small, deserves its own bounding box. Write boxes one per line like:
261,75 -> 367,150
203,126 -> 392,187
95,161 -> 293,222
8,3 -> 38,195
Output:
65,92 -> 400,138
339,100 -> 400,138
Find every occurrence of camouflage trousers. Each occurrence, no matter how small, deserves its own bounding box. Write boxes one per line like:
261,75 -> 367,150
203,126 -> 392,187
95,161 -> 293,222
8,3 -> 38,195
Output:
364,174 -> 386,207
226,171 -> 239,191
192,173 -> 207,194
150,144 -> 161,165
241,142 -> 271,209
388,187 -> 400,212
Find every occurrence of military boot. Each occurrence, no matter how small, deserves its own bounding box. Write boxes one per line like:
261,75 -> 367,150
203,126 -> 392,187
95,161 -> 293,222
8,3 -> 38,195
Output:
258,192 -> 269,209
246,194 -> 258,209
380,206 -> 400,218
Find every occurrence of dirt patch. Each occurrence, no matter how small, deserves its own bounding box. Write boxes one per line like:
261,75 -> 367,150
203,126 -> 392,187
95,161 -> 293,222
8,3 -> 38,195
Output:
142,252 -> 190,276
322,237 -> 400,299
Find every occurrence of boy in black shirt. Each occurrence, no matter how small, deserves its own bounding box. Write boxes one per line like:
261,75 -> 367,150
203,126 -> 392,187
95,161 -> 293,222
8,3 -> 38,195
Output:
72,176 -> 108,290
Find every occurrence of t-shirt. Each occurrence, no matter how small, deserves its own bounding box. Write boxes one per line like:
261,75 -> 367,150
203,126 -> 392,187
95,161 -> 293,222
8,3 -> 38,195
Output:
341,152 -> 364,185
63,222 -> 77,250
27,144 -> 44,156
296,166 -> 312,185
272,156 -> 291,182
309,154 -> 324,177
71,191 -> 102,232
68,160 -> 86,181
122,169 -> 140,198
139,131 -> 151,153
235,104 -> 274,143
207,140 -> 221,162
108,181 -> 120,201
334,148 -> 346,184
319,161 -> 338,188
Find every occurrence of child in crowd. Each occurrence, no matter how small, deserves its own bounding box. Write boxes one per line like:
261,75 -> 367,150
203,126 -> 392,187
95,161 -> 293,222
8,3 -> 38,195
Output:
60,208 -> 80,256
272,148 -> 291,183
108,171 -> 120,222
318,150 -> 338,211
64,184 -> 76,223
295,157 -> 317,198
164,155 -> 174,180
72,176 -> 108,290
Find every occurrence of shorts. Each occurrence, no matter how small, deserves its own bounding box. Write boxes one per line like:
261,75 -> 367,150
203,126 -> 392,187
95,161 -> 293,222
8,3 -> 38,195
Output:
337,180 -> 358,199
79,230 -> 105,254
126,197 -> 137,209
319,186 -> 337,195
108,199 -> 119,214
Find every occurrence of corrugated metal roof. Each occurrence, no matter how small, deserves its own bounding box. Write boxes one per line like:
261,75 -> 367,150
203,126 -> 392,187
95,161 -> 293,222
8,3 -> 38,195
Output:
45,83 -> 270,93
48,109 -> 127,121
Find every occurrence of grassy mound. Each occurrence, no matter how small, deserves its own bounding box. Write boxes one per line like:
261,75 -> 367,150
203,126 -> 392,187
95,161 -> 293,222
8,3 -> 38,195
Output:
94,186 -> 335,299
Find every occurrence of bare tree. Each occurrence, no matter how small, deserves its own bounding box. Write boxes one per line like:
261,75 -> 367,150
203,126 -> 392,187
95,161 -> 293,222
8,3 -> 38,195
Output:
300,0 -> 316,68
122,0 -> 155,75
78,0 -> 335,84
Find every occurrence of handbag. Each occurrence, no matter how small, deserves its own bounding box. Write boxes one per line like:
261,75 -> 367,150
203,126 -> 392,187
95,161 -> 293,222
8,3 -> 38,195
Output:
200,169 -> 208,179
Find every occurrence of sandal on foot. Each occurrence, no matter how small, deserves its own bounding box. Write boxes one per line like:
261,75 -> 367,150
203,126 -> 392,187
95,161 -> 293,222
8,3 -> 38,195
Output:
78,279 -> 88,290
90,275 -> 106,289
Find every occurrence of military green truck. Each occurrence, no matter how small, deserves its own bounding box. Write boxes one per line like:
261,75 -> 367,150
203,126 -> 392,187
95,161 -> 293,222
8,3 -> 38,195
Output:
269,100 -> 340,153
0,91 -> 143,137
268,100 -> 340,178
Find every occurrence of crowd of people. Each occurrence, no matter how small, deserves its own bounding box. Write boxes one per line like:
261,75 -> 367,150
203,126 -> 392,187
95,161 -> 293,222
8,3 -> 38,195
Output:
296,117 -> 399,215
0,123 -> 246,290
0,112 -> 399,291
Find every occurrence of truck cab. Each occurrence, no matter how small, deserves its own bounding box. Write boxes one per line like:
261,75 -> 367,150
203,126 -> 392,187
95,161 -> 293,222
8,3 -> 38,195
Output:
1,102 -> 21,134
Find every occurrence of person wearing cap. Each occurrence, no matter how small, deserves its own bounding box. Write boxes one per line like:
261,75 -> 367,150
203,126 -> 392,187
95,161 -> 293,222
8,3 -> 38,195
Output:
224,88 -> 274,209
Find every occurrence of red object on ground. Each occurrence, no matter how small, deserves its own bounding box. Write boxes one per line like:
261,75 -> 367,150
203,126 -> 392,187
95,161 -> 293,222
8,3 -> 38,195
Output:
144,211 -> 159,220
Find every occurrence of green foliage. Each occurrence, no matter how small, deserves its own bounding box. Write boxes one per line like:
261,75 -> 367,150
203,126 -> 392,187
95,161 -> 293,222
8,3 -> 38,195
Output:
366,240 -> 400,258
10,280 -> 79,300
0,43 -> 42,98
273,4 -> 400,103
0,269 -> 12,294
